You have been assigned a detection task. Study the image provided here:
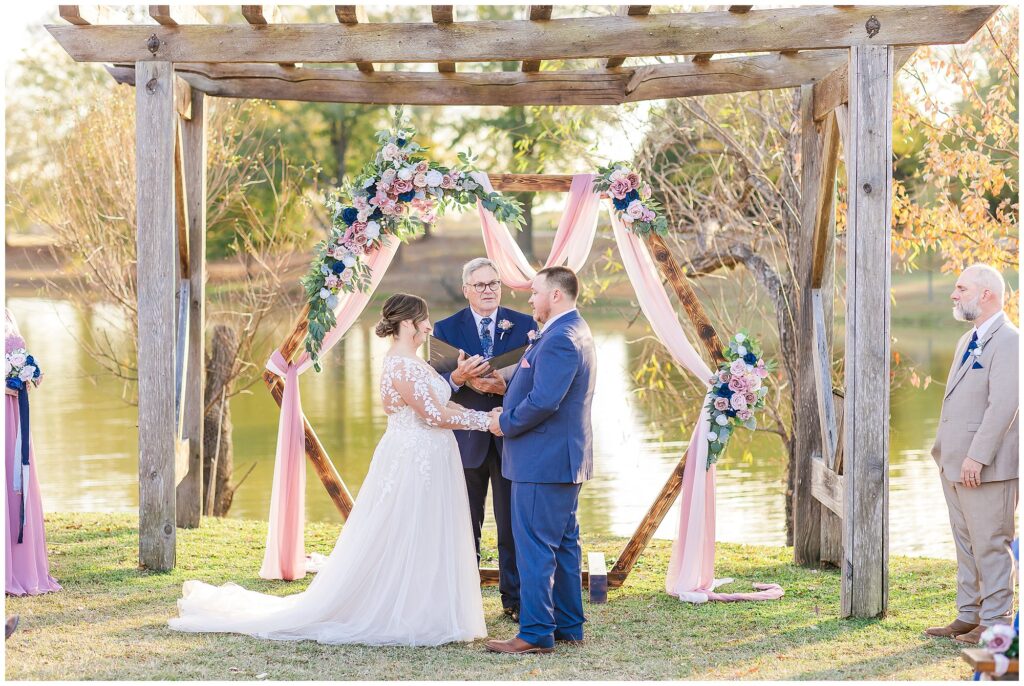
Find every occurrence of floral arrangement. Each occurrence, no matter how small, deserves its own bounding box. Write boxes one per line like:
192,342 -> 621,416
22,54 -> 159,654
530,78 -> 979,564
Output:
704,333 -> 774,469
594,162 -> 668,237
5,347 -> 41,392
300,110 -> 524,367
981,623 -> 1019,658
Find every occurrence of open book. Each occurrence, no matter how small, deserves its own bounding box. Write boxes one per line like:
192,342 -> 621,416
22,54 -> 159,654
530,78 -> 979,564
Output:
427,336 -> 529,382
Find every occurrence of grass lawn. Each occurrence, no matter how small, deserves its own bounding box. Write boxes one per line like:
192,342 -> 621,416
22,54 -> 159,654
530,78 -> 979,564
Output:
6,513 -> 974,680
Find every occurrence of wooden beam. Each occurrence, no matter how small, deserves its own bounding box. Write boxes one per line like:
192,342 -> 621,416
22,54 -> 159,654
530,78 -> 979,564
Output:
175,88 -> 206,529
105,65 -> 192,118
842,44 -> 893,620
601,5 -> 652,69
481,567 -> 605,589
489,173 -> 575,192
241,6 -> 294,68
811,290 -> 839,466
431,6 -> 456,73
793,84 -> 823,567
136,60 -> 177,572
811,454 -> 844,518
521,6 -> 553,72
691,6 -> 756,63
811,111 -> 840,288
961,648 -> 1021,675
116,49 -> 850,106
813,45 -> 916,121
149,5 -> 208,26
46,6 -> 998,64
334,5 -> 374,73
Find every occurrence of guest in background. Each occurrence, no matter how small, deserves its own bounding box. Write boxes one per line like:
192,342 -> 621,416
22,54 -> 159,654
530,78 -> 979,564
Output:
925,265 -> 1018,644
5,308 -> 60,596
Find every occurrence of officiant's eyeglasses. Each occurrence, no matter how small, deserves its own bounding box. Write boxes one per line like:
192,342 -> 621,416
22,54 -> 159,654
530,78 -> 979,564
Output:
468,280 -> 501,293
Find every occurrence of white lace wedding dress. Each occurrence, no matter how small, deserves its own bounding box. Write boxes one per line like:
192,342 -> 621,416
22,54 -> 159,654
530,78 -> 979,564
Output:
168,354 -> 491,646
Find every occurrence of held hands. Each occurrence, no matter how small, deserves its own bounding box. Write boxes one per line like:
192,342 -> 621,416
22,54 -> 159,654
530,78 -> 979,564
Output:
960,457 -> 984,488
451,350 -> 491,387
489,408 -> 503,436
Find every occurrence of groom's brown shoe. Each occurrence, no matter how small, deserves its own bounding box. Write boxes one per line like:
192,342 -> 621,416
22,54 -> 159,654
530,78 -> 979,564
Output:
924,619 -> 978,638
485,637 -> 553,654
953,624 -> 988,645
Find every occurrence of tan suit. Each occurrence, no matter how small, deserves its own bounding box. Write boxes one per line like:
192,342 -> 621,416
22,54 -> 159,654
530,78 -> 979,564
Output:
932,313 -> 1019,625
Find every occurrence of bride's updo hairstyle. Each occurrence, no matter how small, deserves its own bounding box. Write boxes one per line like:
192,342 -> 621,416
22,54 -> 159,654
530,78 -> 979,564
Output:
375,293 -> 429,338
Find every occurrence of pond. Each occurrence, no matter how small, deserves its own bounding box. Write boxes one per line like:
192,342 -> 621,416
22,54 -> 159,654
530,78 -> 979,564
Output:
6,294 -> 963,558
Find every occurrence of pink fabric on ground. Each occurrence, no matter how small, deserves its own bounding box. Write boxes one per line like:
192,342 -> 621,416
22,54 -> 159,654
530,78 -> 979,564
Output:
260,238 -> 400,580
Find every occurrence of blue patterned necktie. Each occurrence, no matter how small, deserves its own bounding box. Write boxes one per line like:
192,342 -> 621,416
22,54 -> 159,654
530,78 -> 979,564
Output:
959,330 -> 979,368
479,317 -> 493,358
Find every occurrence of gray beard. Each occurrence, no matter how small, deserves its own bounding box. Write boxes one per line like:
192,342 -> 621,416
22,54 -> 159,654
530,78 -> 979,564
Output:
953,297 -> 981,322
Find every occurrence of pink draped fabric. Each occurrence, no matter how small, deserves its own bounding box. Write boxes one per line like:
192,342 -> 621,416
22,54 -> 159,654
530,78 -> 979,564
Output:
610,209 -> 782,603
260,237 -> 400,580
473,173 -> 600,290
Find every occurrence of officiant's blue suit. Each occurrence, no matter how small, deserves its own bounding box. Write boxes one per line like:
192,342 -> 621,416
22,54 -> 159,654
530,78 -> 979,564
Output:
498,310 -> 596,648
432,305 -> 536,613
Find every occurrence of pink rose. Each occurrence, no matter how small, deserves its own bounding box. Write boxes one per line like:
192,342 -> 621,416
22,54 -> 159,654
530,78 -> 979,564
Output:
745,392 -> 757,405
381,143 -> 400,162
626,171 -> 641,190
728,376 -> 747,393
381,168 -> 397,184
729,359 -> 746,376
325,274 -> 340,289
756,366 -> 770,379
441,174 -> 454,189
737,409 -> 753,421
609,177 -> 632,200
719,371 -> 731,383
626,200 -> 646,219
745,374 -> 762,391
392,179 -> 413,194
413,173 -> 428,188
641,207 -> 657,222
415,160 -> 429,173
9,352 -> 26,367
642,182 -> 652,197
983,625 -> 1016,653
340,269 -> 354,283
421,211 -> 437,225
353,196 -> 369,211
373,190 -> 390,206
730,394 -> 747,411
713,397 -> 729,412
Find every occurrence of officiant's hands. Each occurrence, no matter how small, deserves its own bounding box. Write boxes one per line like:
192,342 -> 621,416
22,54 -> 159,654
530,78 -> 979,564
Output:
489,408 -> 504,436
468,371 -> 506,396
451,350 -> 491,387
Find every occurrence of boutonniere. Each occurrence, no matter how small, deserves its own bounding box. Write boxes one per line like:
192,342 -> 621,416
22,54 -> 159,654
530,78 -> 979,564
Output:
497,319 -> 513,340
527,330 -> 541,343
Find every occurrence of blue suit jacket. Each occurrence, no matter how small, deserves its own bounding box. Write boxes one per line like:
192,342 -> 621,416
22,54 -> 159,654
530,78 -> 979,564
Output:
499,310 -> 597,484
431,305 -> 537,469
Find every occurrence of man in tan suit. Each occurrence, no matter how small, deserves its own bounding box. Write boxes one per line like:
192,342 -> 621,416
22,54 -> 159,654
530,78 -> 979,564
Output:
925,264 -> 1018,644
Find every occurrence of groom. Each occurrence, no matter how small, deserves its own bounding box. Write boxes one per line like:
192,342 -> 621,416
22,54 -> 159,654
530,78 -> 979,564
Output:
432,258 -> 537,622
485,266 -> 597,655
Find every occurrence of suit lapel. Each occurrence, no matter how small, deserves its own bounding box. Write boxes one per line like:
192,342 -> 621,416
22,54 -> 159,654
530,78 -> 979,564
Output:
460,308 -> 483,356
491,307 -> 511,357
944,317 -> 1006,399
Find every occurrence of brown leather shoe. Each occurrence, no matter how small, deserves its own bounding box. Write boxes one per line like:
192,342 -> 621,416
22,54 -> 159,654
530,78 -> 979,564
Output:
924,619 -> 978,638
485,637 -> 553,654
953,624 -> 988,645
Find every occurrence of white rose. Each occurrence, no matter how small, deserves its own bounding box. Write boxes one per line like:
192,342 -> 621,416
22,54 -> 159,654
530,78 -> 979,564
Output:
609,168 -> 624,181
461,179 -> 478,191
319,288 -> 330,300
364,222 -> 381,240
735,333 -> 746,343
708,432 -> 718,442
397,168 -> 413,181
737,345 -> 747,356
715,414 -> 728,426
362,177 -> 376,189
9,352 -> 26,367
425,170 -> 444,187
342,252 -> 358,267
320,264 -> 330,275
326,294 -> 339,309
620,213 -> 634,224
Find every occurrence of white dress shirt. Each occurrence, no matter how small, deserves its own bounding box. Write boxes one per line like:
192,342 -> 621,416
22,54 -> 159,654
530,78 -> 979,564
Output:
974,310 -> 1004,340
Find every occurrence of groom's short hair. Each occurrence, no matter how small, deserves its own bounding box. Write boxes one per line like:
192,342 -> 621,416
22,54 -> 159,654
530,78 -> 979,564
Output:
537,266 -> 579,301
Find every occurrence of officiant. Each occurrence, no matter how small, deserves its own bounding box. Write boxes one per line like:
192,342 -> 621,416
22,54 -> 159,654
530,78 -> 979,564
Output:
432,257 -> 537,623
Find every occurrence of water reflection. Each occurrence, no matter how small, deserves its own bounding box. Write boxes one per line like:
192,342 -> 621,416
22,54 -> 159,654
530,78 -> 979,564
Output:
7,296 -> 960,558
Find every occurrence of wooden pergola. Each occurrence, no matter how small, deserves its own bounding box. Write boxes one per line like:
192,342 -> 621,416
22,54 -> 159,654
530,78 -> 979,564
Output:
49,4 -> 998,619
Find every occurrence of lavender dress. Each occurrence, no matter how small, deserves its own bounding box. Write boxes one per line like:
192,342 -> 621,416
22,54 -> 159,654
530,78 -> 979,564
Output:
5,309 -> 60,596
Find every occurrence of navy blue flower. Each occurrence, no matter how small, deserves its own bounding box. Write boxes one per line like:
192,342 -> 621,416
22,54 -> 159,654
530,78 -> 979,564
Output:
716,385 -> 734,399
370,207 -> 383,221
365,183 -> 377,198
6,378 -> 24,391
397,137 -> 407,148
398,190 -> 416,203
25,355 -> 34,366
341,207 -> 359,226
726,409 -> 737,418
626,189 -> 640,202
331,260 -> 346,275
33,366 -> 40,379
613,196 -> 630,211
743,352 -> 758,365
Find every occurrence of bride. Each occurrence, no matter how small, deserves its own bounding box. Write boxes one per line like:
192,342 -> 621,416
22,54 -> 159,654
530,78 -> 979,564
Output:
169,293 -> 494,646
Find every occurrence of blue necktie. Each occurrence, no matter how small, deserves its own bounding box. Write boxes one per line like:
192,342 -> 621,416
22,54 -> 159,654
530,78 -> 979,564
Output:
959,331 -> 979,368
479,317 -> 493,358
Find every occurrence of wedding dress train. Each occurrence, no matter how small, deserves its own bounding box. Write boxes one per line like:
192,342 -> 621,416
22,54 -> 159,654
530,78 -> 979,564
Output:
169,354 -> 490,646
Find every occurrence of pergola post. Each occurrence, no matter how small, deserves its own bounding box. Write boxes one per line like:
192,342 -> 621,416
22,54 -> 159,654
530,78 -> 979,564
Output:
793,84 -> 823,565
175,88 -> 206,528
136,60 -> 177,569
842,44 -> 893,618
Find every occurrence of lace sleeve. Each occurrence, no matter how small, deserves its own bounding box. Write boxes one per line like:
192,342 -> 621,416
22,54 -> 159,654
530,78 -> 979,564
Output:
390,357 -> 491,431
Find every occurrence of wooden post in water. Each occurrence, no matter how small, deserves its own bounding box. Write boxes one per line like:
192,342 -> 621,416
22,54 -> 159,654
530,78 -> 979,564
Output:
842,44 -> 892,618
176,87 -> 206,529
136,60 -> 177,570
